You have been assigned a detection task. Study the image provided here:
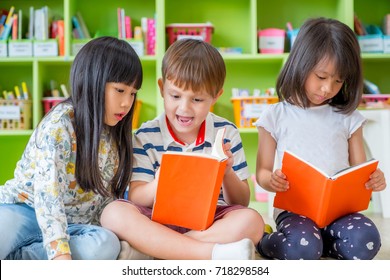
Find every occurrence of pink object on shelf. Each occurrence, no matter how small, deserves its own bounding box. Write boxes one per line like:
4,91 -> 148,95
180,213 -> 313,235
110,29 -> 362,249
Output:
258,28 -> 285,54
166,23 -> 214,45
42,97 -> 66,114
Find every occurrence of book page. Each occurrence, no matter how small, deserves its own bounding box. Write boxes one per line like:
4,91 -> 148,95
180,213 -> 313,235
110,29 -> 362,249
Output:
331,158 -> 378,179
211,128 -> 227,160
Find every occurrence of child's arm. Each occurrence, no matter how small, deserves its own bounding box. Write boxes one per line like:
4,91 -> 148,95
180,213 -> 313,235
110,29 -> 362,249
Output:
128,178 -> 158,208
256,127 -> 289,193
349,127 -> 387,192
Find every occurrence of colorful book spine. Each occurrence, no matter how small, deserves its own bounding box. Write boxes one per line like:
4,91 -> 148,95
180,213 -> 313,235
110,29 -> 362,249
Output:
71,15 -> 84,39
146,18 -> 156,55
18,9 -> 22,39
57,20 -> 65,56
125,16 -> 132,39
12,14 -> 18,40
1,6 -> 15,40
76,12 -> 91,39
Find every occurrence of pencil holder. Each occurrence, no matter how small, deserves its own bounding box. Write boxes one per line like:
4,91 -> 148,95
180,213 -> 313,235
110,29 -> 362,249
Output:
231,96 -> 279,128
42,97 -> 67,114
0,100 -> 32,130
166,23 -> 214,45
258,28 -> 285,53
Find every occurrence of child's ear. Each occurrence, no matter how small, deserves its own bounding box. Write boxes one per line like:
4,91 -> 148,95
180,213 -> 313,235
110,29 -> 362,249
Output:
212,89 -> 223,105
158,78 -> 164,97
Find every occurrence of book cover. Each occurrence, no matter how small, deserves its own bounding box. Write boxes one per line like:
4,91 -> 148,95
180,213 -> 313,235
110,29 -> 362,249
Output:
273,150 -> 379,228
151,128 -> 228,231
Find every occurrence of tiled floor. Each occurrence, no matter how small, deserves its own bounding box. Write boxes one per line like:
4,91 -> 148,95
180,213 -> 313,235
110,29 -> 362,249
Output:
252,202 -> 390,260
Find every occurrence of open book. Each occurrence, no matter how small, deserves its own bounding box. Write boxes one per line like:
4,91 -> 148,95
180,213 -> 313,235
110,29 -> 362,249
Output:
151,128 -> 228,230
273,150 -> 379,228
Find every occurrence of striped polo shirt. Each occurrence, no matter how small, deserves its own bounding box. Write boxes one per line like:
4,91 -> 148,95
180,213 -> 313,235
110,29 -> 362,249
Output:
131,113 -> 250,202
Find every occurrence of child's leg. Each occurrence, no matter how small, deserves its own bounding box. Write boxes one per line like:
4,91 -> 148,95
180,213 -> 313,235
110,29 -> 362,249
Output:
0,203 -> 47,260
258,211 -> 323,260
67,224 -> 121,259
101,200 -> 214,259
322,212 -> 381,260
101,200 -> 254,259
185,207 -> 264,245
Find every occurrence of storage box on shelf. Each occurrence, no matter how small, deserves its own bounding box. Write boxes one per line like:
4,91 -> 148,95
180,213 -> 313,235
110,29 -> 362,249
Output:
0,100 -> 32,130
231,96 -> 279,128
258,28 -> 285,53
166,23 -> 214,46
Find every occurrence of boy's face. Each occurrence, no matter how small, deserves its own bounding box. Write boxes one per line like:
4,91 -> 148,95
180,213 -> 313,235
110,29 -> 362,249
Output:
158,78 -> 220,144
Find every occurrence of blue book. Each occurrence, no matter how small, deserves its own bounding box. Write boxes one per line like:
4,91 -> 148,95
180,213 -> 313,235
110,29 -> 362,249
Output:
1,16 -> 14,40
72,15 -> 85,39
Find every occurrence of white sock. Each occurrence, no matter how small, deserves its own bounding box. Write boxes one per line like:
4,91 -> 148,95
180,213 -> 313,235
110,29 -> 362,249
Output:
117,241 -> 154,260
212,238 -> 255,260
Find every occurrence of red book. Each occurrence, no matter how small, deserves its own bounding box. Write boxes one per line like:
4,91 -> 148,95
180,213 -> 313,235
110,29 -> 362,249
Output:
274,150 -> 378,228
57,20 -> 65,56
152,128 -> 227,230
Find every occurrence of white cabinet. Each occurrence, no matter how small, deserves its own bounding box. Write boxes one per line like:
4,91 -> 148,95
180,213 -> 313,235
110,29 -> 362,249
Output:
360,109 -> 390,218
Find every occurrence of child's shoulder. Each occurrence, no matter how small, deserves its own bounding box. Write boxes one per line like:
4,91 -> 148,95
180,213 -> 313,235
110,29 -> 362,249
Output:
208,112 -> 236,128
38,102 -> 73,127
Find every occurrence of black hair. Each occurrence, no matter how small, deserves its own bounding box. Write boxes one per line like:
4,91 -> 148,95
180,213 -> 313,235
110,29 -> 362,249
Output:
277,17 -> 363,114
70,36 -> 142,198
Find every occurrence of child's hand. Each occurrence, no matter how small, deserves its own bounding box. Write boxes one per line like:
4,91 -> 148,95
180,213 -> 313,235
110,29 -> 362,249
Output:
366,168 -> 387,192
223,142 -> 234,171
270,169 -> 289,192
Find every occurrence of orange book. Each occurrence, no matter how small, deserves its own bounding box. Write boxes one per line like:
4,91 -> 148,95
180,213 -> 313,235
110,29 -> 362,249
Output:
274,150 -> 378,228
151,128 -> 227,230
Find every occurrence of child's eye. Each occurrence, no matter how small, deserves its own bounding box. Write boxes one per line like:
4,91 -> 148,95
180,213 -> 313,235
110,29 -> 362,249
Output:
193,98 -> 203,102
116,88 -> 125,93
316,74 -> 326,80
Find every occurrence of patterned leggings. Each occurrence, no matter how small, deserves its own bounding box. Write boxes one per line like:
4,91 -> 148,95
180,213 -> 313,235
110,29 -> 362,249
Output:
258,211 -> 381,260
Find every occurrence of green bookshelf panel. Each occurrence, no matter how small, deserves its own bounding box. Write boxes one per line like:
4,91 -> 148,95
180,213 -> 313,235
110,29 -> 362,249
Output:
215,57 -> 284,122
0,135 -> 30,185
68,0 -> 156,39
164,0 -> 253,54
362,55 -> 390,93
138,59 -> 157,126
257,0 -> 351,30
354,0 -> 390,27
0,60 -> 33,95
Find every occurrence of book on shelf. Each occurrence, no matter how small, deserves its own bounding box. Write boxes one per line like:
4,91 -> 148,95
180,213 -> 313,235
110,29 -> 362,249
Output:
151,128 -> 228,231
0,6 -> 14,40
76,12 -> 91,39
71,15 -> 84,39
273,150 -> 379,228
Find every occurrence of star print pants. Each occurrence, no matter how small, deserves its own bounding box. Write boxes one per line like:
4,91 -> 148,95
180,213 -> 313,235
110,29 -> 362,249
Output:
258,211 -> 381,260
